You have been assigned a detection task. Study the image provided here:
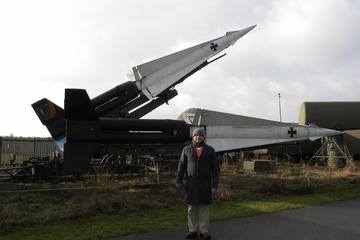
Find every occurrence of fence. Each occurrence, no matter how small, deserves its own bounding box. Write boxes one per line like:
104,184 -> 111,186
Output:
0,136 -> 58,165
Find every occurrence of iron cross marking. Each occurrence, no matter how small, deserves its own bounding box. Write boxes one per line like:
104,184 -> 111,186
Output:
210,42 -> 218,51
288,127 -> 297,137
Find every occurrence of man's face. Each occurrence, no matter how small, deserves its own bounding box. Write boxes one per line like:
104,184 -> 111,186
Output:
193,134 -> 204,143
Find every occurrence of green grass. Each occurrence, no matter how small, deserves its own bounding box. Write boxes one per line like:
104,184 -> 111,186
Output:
1,184 -> 360,240
212,184 -> 360,220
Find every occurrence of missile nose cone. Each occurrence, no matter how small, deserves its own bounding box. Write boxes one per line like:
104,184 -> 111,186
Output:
327,129 -> 342,136
243,24 -> 257,33
226,24 -> 256,45
318,127 -> 342,138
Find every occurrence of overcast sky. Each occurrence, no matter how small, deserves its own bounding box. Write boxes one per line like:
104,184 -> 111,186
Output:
1,0 -> 359,137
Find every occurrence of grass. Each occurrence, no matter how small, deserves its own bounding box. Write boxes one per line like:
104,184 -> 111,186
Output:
212,184 -> 360,220
1,165 -> 360,240
1,185 -> 360,240
0,208 -> 184,240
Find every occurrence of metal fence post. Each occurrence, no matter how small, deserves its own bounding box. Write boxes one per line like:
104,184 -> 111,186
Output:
0,136 -> 2,165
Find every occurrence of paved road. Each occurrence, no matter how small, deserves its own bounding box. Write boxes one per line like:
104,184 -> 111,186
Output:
110,198 -> 360,240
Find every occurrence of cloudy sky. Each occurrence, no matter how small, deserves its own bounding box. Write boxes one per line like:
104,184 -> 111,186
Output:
0,0 -> 359,137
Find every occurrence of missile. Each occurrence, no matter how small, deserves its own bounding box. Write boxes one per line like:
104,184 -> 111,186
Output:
133,25 -> 256,99
178,108 -> 341,153
204,125 -> 341,152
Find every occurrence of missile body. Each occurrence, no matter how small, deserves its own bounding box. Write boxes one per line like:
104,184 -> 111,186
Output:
178,108 -> 341,153
91,81 -> 139,109
206,125 -> 340,141
205,125 -> 340,153
66,118 -> 190,144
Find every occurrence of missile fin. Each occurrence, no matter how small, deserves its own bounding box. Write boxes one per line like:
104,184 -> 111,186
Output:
31,98 -> 65,141
143,58 -> 206,98
309,136 -> 322,141
65,89 -> 99,120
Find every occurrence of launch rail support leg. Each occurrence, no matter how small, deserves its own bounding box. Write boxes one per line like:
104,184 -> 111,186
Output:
309,137 -> 353,169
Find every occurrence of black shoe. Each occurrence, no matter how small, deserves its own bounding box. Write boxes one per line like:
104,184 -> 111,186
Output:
199,232 -> 211,240
186,231 -> 197,239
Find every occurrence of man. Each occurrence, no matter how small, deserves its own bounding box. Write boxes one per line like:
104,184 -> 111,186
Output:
176,128 -> 219,239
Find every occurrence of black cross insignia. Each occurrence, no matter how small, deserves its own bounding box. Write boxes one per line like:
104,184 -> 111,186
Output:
210,42 -> 218,51
288,127 -> 297,137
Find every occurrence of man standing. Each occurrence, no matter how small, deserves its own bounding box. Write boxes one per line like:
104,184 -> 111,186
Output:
176,128 -> 219,239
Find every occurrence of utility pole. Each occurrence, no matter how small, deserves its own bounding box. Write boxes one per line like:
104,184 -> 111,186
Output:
278,93 -> 282,122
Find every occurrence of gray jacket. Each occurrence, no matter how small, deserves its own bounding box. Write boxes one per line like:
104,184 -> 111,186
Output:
176,142 -> 219,205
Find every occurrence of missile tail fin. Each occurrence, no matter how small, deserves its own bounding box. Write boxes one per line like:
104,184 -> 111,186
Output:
65,89 -> 99,120
31,98 -> 65,141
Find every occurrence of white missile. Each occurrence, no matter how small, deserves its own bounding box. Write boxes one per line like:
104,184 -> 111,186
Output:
205,124 -> 341,152
132,25 -> 256,99
178,108 -> 341,152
